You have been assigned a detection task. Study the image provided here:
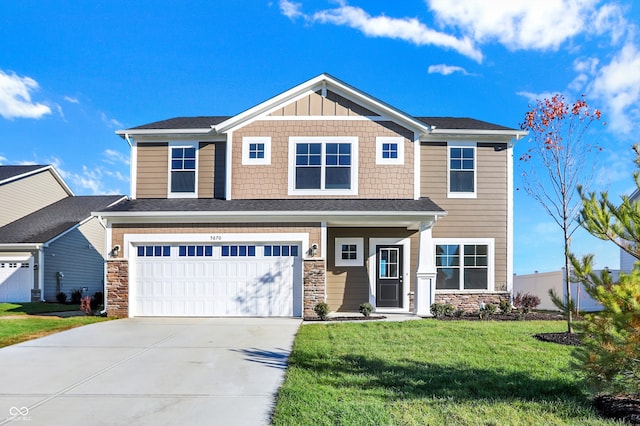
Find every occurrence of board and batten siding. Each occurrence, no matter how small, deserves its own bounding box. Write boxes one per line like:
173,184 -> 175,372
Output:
0,170 -> 69,227
43,218 -> 107,301
327,227 -> 417,311
420,142 -> 509,292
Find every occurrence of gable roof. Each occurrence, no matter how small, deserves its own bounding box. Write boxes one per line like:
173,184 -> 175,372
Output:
0,165 -> 74,196
416,117 -> 515,131
130,116 -> 229,130
0,195 -> 124,245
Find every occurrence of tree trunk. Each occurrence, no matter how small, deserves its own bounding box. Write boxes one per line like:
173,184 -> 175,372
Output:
564,226 -> 573,334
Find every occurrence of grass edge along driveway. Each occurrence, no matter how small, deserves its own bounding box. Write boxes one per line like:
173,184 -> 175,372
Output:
0,303 -> 108,348
272,320 -> 616,426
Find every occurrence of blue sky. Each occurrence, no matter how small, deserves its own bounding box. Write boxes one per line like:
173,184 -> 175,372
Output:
0,0 -> 639,275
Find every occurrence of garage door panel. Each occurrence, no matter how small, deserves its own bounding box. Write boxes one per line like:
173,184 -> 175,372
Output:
0,260 -> 33,303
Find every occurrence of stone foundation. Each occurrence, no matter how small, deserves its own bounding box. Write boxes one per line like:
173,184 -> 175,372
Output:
106,259 -> 129,317
435,292 -> 510,313
303,258 -> 326,319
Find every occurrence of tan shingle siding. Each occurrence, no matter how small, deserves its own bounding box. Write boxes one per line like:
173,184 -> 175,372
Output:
136,143 -> 168,198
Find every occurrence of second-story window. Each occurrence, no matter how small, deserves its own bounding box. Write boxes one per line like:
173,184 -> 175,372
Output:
289,137 -> 358,195
169,143 -> 197,197
242,137 -> 271,165
448,142 -> 476,198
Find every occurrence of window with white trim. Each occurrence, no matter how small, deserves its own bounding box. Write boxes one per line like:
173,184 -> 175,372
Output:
289,137 -> 358,195
264,245 -> 299,257
334,237 -> 364,267
376,137 -> 404,165
434,239 -> 493,291
242,137 -> 271,165
221,245 -> 256,257
137,245 -> 171,257
169,143 -> 197,197
448,142 -> 476,197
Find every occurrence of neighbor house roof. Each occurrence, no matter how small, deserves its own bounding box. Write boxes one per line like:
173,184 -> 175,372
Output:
0,195 -> 124,244
0,165 -> 49,183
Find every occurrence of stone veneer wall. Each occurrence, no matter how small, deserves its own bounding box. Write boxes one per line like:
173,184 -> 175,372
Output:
435,292 -> 510,313
304,259 -> 326,319
106,260 -> 129,317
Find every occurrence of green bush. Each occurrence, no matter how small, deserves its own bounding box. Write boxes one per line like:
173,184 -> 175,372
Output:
430,303 -> 454,318
55,292 -> 67,304
499,299 -> 512,314
483,303 -> 497,315
314,302 -> 330,320
70,289 -> 83,304
359,302 -> 373,317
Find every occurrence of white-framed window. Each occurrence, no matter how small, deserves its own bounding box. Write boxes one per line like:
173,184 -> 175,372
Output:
376,137 -> 404,165
288,137 -> 358,195
335,237 -> 364,267
168,142 -> 197,198
448,142 -> 476,198
242,137 -> 271,165
434,239 -> 494,291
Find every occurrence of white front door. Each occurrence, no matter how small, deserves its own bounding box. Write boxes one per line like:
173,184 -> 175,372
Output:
133,243 -> 301,317
0,258 -> 33,302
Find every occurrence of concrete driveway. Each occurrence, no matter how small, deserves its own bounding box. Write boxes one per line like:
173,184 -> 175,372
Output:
0,317 -> 301,426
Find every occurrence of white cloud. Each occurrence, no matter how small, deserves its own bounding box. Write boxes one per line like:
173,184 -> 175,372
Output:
280,0 -> 303,19
590,43 -> 640,134
0,70 -> 52,119
103,149 -> 130,166
0,155 -> 6,164
48,157 -> 126,195
516,90 -> 560,104
100,112 -> 123,129
427,64 -> 471,76
280,0 -> 483,62
64,96 -> 79,104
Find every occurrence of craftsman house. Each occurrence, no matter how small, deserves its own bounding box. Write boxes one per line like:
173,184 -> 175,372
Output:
97,74 -> 526,318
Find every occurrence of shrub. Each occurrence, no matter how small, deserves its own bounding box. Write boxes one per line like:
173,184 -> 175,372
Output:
453,308 -> 465,318
430,303 -> 454,318
70,288 -> 83,304
359,302 -> 373,317
80,296 -> 93,315
91,291 -> 104,312
484,303 -> 497,315
499,299 -> 512,314
314,302 -> 329,320
55,292 -> 67,303
513,292 -> 540,319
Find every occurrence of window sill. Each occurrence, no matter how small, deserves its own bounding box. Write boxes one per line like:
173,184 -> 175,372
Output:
447,192 -> 477,199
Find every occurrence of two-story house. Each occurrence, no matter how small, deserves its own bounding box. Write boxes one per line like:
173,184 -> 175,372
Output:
97,74 -> 525,318
0,165 -> 123,302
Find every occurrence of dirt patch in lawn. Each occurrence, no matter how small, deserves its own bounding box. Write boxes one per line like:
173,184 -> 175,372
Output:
593,394 -> 640,425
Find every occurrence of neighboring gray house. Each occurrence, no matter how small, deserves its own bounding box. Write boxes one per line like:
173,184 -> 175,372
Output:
0,165 -> 124,302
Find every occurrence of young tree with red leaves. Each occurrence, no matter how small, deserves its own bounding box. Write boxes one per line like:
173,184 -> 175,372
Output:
520,94 -> 603,333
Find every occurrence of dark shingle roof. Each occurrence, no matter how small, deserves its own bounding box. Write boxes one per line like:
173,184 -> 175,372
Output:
0,165 -> 48,182
0,195 -> 124,244
127,116 -> 516,132
416,117 -> 516,131
99,197 -> 444,214
131,116 -> 230,130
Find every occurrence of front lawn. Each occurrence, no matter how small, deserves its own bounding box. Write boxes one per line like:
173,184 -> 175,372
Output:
272,320 -> 615,425
0,316 -> 108,348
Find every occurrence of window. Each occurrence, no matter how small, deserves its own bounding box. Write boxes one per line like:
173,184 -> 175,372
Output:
221,245 -> 256,257
376,137 -> 404,165
448,143 -> 476,197
334,237 -> 364,267
137,245 -> 171,257
169,143 -> 197,197
178,245 -> 213,257
242,137 -> 271,165
435,240 -> 492,291
289,137 -> 358,195
264,245 -> 299,257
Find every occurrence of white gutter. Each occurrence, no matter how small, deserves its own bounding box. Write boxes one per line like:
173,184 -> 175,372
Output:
96,209 -> 447,219
426,129 -> 528,137
115,128 -> 215,136
0,243 -> 43,251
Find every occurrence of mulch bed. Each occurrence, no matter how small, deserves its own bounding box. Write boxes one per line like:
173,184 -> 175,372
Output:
434,311 -> 566,321
305,315 -> 387,322
593,394 -> 640,425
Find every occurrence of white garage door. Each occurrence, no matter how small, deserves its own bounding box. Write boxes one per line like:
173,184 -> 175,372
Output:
0,258 -> 33,302
134,243 -> 302,317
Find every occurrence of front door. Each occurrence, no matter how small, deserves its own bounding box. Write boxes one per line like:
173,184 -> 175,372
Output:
376,245 -> 403,308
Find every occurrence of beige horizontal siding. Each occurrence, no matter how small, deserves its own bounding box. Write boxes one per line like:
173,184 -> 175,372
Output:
136,143 -> 168,198
198,143 -> 214,198
421,143 -> 509,291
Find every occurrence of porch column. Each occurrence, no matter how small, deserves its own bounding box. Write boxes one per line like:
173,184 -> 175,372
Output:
415,219 -> 437,316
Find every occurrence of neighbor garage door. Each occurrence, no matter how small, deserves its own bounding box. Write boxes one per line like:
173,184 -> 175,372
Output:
133,243 -> 301,317
0,258 -> 33,302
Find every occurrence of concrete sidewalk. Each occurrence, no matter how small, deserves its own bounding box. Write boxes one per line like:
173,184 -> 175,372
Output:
0,317 -> 301,426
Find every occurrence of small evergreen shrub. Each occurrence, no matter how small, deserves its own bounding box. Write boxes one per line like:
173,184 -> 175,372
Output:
483,303 -> 497,316
70,288 -> 83,304
430,303 -> 454,318
499,299 -> 512,314
453,308 -> 465,318
314,302 -> 329,320
359,302 -> 373,317
56,292 -> 67,303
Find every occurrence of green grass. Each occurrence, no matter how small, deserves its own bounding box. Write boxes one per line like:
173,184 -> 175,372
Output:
0,302 -> 81,316
272,320 -> 616,426
0,316 -> 108,348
